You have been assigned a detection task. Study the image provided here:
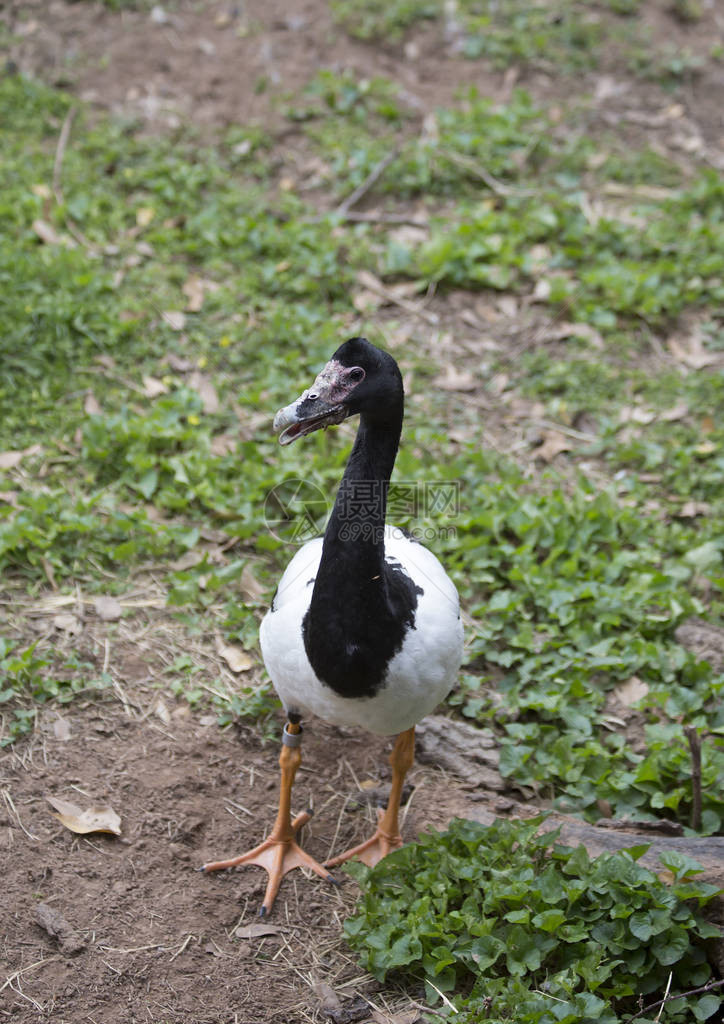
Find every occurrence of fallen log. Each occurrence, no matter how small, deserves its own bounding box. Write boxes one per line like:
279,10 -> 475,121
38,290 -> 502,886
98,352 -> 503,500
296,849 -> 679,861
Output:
417,716 -> 724,886
465,804 -> 724,885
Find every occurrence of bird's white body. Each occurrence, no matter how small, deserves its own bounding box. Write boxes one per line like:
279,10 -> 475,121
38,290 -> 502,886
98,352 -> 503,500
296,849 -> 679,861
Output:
260,525 -> 463,736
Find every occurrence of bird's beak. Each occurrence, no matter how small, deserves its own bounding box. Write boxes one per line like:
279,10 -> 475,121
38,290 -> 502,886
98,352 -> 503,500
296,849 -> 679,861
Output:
273,360 -> 349,446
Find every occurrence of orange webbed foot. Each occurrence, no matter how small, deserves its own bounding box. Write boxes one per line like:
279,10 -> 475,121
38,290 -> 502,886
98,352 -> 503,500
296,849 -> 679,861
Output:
201,811 -> 338,916
324,807 -> 403,869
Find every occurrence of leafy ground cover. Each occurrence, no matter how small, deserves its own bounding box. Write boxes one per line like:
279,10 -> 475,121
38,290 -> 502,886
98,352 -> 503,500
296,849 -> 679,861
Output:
345,818 -> 722,1022
1,1 -> 723,1019
331,0 -> 715,81
3,68 -> 721,836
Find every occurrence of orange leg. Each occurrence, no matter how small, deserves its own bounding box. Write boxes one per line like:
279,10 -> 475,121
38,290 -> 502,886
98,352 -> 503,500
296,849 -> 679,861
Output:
201,721 -> 336,916
325,727 -> 415,869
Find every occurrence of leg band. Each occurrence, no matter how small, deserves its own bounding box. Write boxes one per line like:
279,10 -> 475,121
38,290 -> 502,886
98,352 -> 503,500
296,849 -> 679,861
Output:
282,723 -> 303,747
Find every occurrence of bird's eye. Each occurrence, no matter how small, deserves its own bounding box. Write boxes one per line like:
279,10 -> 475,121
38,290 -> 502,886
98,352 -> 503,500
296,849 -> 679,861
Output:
348,367 -> 365,383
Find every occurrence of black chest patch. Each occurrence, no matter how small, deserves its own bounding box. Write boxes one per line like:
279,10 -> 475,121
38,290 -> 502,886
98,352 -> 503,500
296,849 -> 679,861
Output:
302,561 -> 422,700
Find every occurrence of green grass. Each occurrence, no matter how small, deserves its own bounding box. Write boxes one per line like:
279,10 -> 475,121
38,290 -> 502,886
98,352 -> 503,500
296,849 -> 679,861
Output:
0,71 -> 723,828
1,38 -> 723,1020
0,637 -> 110,746
331,0 -> 702,82
345,817 -> 722,1022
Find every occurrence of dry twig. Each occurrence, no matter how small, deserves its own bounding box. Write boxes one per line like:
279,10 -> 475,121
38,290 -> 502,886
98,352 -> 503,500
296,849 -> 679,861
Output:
52,106 -> 77,205
409,999 -> 448,1019
2,788 -> 40,841
354,269 -> 439,325
440,149 -> 537,198
341,211 -> 429,227
685,726 -> 702,832
335,148 -> 400,216
169,933 -> 196,962
0,957 -> 59,994
655,973 -> 673,1023
625,978 -> 724,1023
50,105 -> 97,252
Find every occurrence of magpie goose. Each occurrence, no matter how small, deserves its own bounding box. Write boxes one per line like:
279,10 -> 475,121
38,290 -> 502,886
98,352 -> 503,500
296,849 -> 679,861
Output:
202,338 -> 463,915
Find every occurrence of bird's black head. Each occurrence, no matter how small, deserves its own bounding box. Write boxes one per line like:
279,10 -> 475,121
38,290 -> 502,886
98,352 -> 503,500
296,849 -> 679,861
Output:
273,338 -> 403,445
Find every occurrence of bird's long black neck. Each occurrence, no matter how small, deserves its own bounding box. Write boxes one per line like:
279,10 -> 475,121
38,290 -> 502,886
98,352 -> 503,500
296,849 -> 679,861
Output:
303,403 -> 420,699
321,411 -> 402,573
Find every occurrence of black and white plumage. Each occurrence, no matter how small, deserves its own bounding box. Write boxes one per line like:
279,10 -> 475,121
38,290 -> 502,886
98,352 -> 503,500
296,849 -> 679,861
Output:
262,527 -> 461,734
260,338 -> 463,734
202,338 -> 463,914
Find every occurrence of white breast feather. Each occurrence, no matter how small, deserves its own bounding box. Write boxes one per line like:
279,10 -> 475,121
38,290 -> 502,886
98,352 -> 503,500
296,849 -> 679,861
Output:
259,526 -> 463,736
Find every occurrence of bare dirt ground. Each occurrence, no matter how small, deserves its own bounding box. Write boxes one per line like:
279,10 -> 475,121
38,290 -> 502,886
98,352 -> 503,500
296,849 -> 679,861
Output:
2,2 -> 724,1022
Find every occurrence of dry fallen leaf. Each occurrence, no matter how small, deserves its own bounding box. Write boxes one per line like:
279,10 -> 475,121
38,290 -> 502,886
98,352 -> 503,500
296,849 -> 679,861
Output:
182,274 -> 206,312
84,391 -> 102,416
154,698 -> 171,725
619,406 -> 656,426
311,980 -> 344,1018
53,716 -> 72,742
497,295 -> 518,318
489,372 -> 510,395
170,549 -> 205,571
433,364 -> 478,392
162,310 -> 187,331
0,451 -> 25,471
677,500 -> 711,519
240,564 -> 266,603
210,434 -> 236,456
215,634 -> 254,673
614,675 -> 649,707
143,375 -> 168,398
53,613 -> 82,635
189,371 -> 219,414
695,440 -> 716,455
387,224 -> 428,248
535,430 -> 572,462
33,218 -> 73,247
136,206 -> 155,227
659,401 -> 689,422
546,321 -> 605,350
351,288 -> 383,314
0,444 -> 43,470
167,353 -> 195,372
93,595 -> 123,622
233,922 -> 282,939
668,324 -> 723,369
42,557 -> 58,589
41,557 -> 58,590
180,274 -> 217,313
46,796 -> 122,836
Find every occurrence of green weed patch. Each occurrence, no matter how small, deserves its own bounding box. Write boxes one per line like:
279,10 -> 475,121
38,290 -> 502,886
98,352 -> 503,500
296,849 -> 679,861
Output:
0,71 -> 722,833
345,817 -> 723,1022
332,0 -> 702,82
0,637 -> 110,745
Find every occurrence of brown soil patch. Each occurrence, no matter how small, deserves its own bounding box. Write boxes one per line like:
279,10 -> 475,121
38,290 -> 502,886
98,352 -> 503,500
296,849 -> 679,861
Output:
2,2 -> 724,1021
1,670 -> 459,1023
3,0 -> 723,155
